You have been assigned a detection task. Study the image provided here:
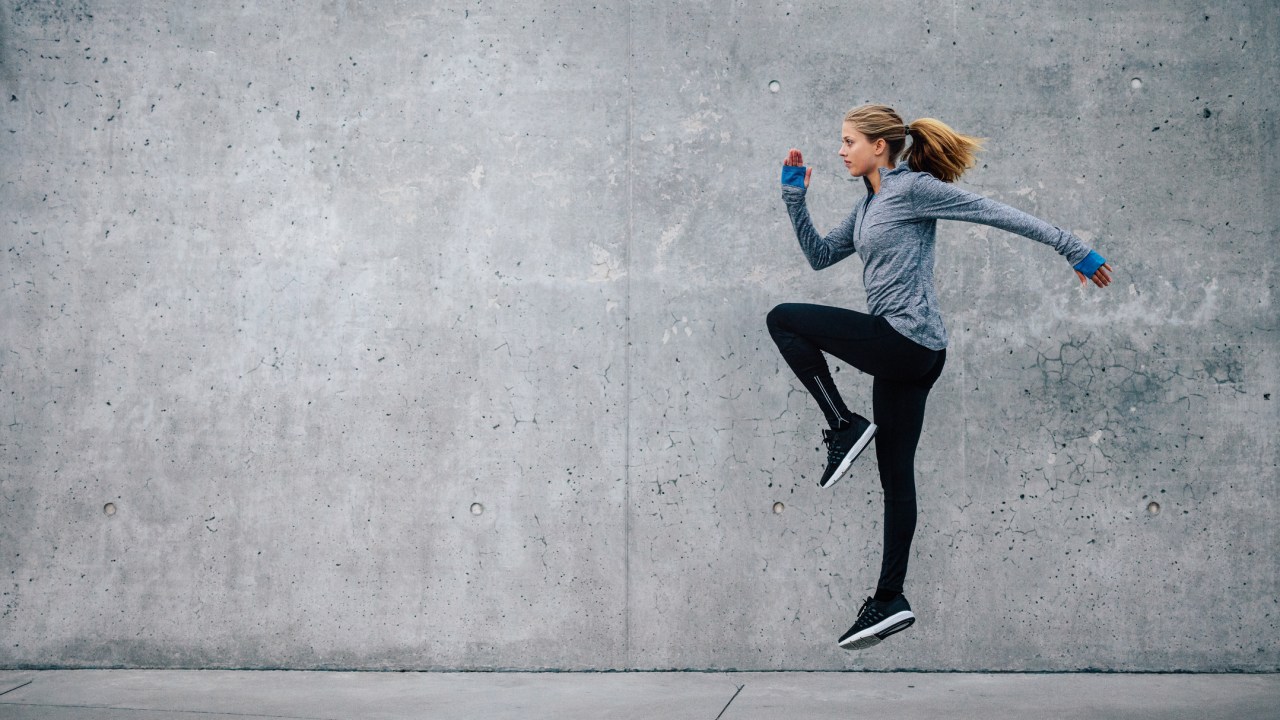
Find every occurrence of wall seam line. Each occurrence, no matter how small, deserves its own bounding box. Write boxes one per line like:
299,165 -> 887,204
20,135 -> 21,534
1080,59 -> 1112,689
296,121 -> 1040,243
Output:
623,0 -> 633,671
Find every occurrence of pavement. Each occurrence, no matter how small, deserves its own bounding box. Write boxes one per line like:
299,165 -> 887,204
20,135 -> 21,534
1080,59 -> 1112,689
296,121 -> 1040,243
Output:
0,670 -> 1277,719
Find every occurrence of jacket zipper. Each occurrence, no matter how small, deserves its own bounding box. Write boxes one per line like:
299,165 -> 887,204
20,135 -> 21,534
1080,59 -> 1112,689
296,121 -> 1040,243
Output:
857,192 -> 875,249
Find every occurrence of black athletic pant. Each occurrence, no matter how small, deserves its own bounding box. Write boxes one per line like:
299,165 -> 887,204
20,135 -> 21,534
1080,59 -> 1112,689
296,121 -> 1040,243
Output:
766,303 -> 946,597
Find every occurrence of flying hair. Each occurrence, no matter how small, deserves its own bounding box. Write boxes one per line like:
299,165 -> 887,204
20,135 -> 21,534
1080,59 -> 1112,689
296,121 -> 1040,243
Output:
843,104 -> 985,183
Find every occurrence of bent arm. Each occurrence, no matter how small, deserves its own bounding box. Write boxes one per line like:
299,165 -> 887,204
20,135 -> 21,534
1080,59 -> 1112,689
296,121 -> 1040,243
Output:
909,172 -> 1093,266
781,179 -> 858,271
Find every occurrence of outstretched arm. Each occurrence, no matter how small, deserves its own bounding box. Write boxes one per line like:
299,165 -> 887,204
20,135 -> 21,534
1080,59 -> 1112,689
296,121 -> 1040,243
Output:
910,172 -> 1113,288
781,149 -> 858,271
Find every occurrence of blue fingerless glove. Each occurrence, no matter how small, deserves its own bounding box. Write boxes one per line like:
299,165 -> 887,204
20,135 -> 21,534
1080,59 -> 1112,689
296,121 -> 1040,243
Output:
1073,250 -> 1106,278
781,165 -> 807,189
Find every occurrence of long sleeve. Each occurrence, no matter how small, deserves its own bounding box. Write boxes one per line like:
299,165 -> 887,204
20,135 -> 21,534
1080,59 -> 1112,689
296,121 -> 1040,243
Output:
781,184 -> 859,271
908,172 -> 1093,266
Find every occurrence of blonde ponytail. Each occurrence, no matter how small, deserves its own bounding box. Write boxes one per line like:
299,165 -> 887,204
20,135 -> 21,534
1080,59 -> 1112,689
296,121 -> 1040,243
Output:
844,104 -> 985,183
904,117 -> 985,183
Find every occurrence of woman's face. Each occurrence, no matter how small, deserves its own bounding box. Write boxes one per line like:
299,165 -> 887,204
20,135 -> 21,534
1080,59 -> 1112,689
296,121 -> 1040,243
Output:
839,122 -> 883,178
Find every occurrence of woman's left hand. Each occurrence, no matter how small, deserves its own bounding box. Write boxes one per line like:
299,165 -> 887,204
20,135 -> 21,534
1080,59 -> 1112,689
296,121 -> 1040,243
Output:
1076,262 -> 1114,288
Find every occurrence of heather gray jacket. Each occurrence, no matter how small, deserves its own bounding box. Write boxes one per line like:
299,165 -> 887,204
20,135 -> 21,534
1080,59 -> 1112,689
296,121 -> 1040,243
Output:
782,164 -> 1095,350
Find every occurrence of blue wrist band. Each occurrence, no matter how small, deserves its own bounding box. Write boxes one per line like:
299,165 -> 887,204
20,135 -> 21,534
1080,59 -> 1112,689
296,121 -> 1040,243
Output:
1073,250 -> 1106,278
781,165 -> 807,188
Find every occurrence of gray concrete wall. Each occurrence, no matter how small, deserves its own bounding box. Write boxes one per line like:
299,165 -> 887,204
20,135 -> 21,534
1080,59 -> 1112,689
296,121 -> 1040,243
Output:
1,0 -> 1275,672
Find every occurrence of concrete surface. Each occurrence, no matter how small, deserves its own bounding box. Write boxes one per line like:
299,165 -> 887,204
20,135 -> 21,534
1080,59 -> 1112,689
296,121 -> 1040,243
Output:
0,666 -> 1274,717
2,1 -> 1278,672
0,671 -> 1277,720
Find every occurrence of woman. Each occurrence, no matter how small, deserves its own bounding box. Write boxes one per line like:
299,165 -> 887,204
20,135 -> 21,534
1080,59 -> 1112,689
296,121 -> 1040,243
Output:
767,104 -> 1112,651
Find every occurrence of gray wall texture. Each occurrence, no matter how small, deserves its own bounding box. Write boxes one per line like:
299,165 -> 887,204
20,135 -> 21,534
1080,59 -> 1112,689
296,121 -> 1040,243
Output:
1,0 -> 1277,672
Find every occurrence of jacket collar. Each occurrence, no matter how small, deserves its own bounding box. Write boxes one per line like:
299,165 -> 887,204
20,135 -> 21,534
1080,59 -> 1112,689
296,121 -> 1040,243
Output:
862,163 -> 912,193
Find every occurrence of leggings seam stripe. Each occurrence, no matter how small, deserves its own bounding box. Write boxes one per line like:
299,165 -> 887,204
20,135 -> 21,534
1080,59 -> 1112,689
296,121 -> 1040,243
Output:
814,374 -> 849,424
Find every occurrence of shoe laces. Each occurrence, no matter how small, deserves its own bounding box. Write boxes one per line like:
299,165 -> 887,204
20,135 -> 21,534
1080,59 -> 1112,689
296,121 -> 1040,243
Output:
856,597 -> 873,618
851,596 -> 882,631
822,428 -> 851,464
855,594 -> 885,627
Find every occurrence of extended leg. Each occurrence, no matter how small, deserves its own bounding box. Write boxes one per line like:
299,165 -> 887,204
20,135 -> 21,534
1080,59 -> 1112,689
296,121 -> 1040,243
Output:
870,365 -> 941,599
836,372 -> 941,651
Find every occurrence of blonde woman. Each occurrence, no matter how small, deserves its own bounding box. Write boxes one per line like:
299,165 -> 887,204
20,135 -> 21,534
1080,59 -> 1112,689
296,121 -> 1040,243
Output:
768,104 -> 1112,650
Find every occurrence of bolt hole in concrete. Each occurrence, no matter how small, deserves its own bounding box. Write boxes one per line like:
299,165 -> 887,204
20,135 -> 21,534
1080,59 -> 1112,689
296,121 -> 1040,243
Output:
768,80 -> 780,93
1130,77 -> 1143,89
103,503 -> 116,516
773,502 -> 785,514
1147,501 -> 1160,516
470,503 -> 484,516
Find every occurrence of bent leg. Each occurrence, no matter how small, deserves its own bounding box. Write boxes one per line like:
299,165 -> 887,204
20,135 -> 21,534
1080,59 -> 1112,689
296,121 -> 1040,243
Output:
766,303 -> 922,429
766,303 -> 921,379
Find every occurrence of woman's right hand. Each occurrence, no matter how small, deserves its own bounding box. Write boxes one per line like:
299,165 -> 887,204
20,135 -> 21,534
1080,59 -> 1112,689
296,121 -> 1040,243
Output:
785,148 -> 814,188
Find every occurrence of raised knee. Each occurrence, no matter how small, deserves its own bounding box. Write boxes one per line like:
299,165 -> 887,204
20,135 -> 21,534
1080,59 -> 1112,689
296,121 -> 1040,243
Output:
766,303 -> 795,331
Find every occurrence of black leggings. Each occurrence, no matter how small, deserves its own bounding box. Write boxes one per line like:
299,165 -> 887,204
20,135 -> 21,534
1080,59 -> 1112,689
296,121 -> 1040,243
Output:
766,303 -> 946,596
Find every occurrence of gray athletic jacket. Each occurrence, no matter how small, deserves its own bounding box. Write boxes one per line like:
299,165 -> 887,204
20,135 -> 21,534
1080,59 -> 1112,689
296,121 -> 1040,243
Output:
781,164 -> 1096,351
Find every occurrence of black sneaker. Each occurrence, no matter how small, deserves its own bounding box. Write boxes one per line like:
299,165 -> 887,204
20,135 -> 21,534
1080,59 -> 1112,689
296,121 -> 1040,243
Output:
818,416 -> 877,488
838,595 -> 915,650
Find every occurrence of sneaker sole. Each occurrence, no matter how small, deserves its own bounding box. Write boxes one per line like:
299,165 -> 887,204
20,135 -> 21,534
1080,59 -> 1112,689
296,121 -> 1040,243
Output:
819,423 -> 877,489
838,610 -> 915,650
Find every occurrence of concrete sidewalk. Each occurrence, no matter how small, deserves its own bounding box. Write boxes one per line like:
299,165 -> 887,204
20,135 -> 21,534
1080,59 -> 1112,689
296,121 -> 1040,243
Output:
0,670 -> 1276,719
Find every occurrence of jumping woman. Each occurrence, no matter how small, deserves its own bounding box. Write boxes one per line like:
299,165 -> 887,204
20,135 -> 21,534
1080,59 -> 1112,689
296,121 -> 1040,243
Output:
767,104 -> 1113,651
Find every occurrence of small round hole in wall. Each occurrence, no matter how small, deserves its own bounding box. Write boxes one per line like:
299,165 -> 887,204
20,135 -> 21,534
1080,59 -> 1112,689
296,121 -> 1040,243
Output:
768,80 -> 781,93
773,502 -> 785,514
104,503 -> 116,516
470,503 -> 484,516
1146,501 -> 1160,515
1130,77 -> 1143,89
